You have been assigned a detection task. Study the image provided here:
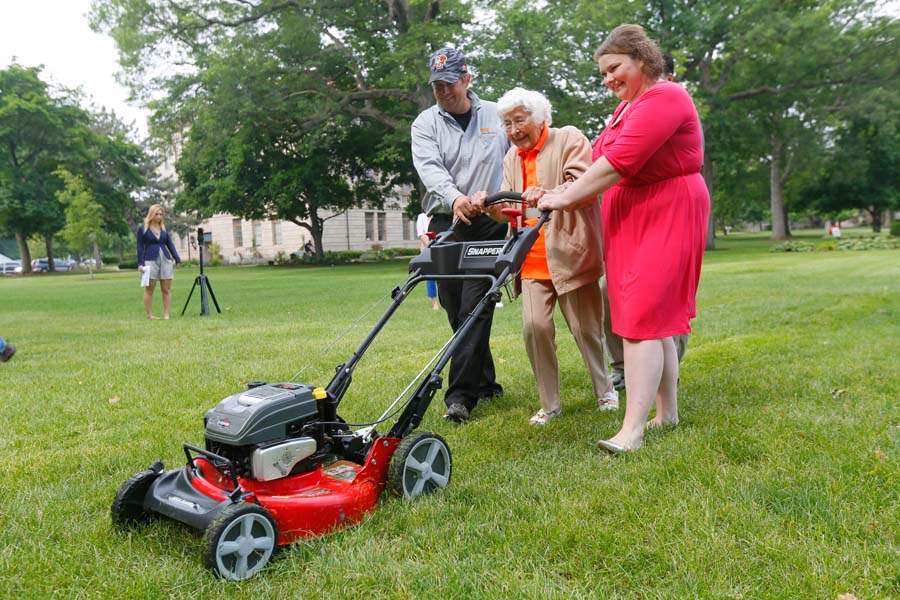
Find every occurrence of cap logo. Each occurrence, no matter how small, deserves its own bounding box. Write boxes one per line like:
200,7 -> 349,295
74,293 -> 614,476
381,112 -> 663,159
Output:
432,54 -> 448,70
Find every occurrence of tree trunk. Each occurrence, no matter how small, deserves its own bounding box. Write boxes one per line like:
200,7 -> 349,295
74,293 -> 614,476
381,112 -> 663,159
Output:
16,231 -> 32,274
868,207 -> 882,232
44,233 -> 56,271
769,146 -> 790,240
311,213 -> 325,261
702,157 -> 716,250
92,240 -> 101,280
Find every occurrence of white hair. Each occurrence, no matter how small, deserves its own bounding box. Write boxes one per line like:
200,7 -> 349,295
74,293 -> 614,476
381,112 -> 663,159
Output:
496,87 -> 553,126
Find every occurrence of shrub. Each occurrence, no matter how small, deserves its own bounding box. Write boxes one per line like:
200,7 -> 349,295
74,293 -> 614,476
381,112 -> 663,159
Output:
101,254 -> 121,265
815,240 -> 837,252
836,236 -> 900,251
118,261 -> 138,269
770,241 -> 814,253
890,221 -> 900,237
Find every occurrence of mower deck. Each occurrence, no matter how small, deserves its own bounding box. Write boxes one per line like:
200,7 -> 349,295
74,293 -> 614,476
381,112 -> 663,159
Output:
146,437 -> 401,545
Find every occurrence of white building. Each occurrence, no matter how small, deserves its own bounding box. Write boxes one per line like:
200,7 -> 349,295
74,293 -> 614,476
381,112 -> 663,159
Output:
170,201 -> 419,263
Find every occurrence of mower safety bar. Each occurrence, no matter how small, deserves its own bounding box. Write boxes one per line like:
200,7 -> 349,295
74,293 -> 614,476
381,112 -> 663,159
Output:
183,443 -> 243,499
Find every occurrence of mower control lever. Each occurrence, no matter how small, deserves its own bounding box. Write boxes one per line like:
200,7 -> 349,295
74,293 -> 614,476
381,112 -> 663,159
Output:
500,208 -> 524,230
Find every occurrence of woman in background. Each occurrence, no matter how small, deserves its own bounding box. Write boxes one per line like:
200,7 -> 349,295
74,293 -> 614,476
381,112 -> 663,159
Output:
137,204 -> 181,320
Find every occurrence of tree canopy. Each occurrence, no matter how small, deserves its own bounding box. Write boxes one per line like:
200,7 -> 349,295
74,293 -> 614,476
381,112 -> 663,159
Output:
0,64 -> 147,272
90,0 -> 900,243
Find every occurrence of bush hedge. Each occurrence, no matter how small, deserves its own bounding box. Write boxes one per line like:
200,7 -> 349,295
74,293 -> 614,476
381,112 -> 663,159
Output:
890,221 -> 900,237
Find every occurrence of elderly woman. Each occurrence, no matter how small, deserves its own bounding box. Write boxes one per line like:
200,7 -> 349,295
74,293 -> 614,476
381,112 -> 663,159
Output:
474,87 -> 617,425
538,25 -> 710,452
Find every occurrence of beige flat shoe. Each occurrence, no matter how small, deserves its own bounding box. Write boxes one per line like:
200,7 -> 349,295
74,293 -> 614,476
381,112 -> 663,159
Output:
529,408 -> 561,426
597,438 -> 641,455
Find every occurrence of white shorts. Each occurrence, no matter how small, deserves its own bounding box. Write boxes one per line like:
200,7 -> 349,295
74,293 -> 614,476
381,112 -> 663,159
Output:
146,250 -> 175,280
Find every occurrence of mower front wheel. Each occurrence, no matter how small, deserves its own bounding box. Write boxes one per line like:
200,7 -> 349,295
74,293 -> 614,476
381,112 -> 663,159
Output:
388,431 -> 452,499
203,502 -> 277,581
110,468 -> 161,528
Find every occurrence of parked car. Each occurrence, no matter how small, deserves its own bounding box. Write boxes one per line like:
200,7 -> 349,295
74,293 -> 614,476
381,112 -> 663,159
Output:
0,261 -> 21,275
31,258 -> 74,272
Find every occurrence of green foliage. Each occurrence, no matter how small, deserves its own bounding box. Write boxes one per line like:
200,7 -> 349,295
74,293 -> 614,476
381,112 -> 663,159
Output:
799,112 -> 900,232
0,65 -> 147,271
890,221 -> 900,237
0,65 -> 91,268
56,170 -> 105,258
770,240 -> 815,253
836,236 -> 900,251
772,235 -> 899,252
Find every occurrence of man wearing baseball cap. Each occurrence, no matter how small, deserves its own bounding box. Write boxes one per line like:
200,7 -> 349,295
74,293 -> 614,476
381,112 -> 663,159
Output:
411,46 -> 509,423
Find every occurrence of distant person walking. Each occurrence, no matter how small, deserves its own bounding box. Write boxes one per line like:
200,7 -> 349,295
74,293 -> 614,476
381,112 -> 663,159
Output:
0,337 -> 15,362
137,204 -> 181,320
415,212 -> 441,311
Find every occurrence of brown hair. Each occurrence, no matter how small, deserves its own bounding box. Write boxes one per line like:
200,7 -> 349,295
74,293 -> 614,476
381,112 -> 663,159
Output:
595,24 -> 664,81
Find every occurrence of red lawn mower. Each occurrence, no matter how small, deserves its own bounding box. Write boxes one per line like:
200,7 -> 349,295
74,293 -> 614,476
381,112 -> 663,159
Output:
111,192 -> 547,580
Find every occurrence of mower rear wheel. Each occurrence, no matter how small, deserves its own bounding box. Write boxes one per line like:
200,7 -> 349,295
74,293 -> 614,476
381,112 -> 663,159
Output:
203,502 -> 277,581
388,431 -> 452,499
110,469 -> 160,528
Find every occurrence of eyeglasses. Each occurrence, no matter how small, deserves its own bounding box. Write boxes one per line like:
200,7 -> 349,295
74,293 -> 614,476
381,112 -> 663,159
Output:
502,117 -> 532,131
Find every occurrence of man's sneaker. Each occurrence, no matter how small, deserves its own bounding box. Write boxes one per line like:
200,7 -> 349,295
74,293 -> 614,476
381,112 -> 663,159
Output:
597,390 -> 619,412
609,369 -> 625,391
0,343 -> 15,362
443,403 -> 470,423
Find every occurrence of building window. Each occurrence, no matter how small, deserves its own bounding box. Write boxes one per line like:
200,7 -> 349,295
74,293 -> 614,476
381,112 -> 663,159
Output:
232,218 -> 243,247
272,221 -> 283,246
401,214 -> 413,240
377,212 -> 386,241
365,212 -> 375,241
253,221 -> 263,246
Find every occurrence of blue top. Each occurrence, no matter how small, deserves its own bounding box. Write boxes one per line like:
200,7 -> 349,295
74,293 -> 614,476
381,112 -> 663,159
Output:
136,226 -> 181,266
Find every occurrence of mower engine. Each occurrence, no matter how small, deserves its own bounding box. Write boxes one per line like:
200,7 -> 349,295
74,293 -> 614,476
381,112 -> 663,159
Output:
203,382 -> 321,481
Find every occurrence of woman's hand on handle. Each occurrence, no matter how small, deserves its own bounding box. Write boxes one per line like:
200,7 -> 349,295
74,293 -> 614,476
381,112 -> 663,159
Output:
537,192 -> 571,211
522,186 -> 546,208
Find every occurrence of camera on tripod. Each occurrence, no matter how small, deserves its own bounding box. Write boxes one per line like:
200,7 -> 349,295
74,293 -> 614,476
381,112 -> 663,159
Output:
181,227 -> 221,316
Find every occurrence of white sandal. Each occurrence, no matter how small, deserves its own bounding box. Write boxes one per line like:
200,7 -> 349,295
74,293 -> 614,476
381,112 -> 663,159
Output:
529,408 -> 561,425
597,390 -> 619,412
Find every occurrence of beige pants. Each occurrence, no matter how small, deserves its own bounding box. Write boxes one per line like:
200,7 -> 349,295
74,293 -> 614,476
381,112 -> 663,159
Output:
599,274 -> 689,371
521,279 -> 611,413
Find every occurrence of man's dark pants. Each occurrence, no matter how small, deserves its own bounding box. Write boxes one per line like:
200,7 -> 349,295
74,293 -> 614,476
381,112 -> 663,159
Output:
429,214 -> 507,411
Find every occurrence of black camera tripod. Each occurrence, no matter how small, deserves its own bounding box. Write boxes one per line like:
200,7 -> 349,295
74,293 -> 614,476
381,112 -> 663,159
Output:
181,227 -> 221,316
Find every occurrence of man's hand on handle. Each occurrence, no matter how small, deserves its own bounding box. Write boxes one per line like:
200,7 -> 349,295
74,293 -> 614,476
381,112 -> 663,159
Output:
452,194 -> 483,225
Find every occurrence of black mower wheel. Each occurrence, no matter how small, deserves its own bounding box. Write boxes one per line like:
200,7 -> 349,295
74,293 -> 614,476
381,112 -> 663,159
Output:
203,502 -> 277,581
388,431 -> 452,499
110,468 -> 160,528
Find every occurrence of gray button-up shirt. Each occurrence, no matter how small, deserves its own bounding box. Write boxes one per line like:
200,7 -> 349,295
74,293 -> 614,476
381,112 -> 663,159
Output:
411,91 -> 510,216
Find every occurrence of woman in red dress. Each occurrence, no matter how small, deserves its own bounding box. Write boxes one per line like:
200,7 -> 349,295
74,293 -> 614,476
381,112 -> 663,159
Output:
538,24 -> 710,453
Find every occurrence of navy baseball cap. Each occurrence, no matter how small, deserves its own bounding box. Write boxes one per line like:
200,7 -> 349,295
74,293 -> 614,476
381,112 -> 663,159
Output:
428,47 -> 468,84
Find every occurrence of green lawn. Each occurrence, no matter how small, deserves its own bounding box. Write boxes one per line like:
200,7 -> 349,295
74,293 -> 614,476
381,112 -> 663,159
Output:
1,230 -> 897,599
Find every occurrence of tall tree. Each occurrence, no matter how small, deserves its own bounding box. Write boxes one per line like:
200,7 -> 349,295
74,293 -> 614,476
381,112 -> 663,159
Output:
91,0 -> 473,197
56,169 -> 105,278
0,65 -> 91,272
801,111 -> 900,232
